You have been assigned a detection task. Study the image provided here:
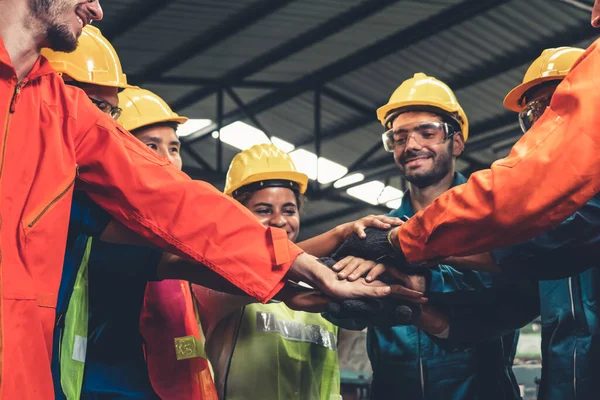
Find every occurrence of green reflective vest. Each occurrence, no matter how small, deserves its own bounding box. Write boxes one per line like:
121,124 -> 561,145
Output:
60,237 -> 93,399
223,302 -> 341,400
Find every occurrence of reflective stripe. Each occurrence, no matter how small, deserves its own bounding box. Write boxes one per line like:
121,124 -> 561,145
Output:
256,312 -> 337,351
72,335 -> 87,363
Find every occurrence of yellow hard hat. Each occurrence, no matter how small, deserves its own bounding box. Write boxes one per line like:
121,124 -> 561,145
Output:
504,47 -> 584,112
224,143 -> 309,197
376,73 -> 469,141
41,26 -> 132,89
117,87 -> 188,132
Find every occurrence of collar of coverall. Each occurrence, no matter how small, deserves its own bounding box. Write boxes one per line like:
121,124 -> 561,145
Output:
0,37 -> 56,80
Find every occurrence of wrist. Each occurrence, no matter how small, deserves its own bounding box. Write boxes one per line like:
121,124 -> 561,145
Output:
288,253 -> 329,287
388,226 -> 401,249
334,223 -> 351,241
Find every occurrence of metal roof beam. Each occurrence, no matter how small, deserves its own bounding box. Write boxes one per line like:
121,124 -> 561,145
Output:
130,0 -> 296,85
167,0 -> 406,110
224,87 -> 271,137
140,76 -> 287,89
101,0 -> 174,41
181,144 -> 214,172
321,87 -> 373,116
182,0 -> 509,140
292,23 -> 597,149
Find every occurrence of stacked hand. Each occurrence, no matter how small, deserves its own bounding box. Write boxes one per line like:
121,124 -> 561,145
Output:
334,227 -> 406,267
283,216 -> 428,327
284,254 -> 427,322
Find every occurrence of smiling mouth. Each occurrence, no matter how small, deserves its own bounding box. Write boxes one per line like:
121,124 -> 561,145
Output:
75,10 -> 89,28
404,156 -> 431,164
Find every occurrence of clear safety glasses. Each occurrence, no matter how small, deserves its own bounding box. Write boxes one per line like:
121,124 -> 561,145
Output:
382,121 -> 456,152
518,95 -> 551,133
89,97 -> 122,120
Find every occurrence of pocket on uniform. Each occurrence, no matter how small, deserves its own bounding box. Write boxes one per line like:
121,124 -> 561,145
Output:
22,171 -> 77,235
423,354 -> 476,400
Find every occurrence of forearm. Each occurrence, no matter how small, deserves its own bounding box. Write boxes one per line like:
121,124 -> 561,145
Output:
296,224 -> 347,258
158,254 -> 247,295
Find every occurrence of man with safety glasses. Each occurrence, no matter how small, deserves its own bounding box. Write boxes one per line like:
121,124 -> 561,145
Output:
329,73 -> 531,400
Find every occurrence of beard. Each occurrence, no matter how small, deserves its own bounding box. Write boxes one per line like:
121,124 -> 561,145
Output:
398,143 -> 453,189
46,23 -> 78,52
30,0 -> 78,52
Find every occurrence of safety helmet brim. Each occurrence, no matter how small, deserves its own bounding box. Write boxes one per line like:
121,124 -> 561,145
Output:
226,170 -> 309,197
503,76 -> 562,112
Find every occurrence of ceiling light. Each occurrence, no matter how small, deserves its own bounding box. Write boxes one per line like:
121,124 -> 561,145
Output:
271,136 -> 295,153
333,173 -> 365,188
386,198 -> 403,210
219,121 -> 271,150
289,149 -> 348,184
346,181 -> 385,205
378,186 -> 404,204
177,119 -> 212,137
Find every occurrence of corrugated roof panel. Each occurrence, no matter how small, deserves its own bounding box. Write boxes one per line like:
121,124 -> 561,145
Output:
301,123 -> 384,167
255,91 -> 363,146
328,0 -> 589,125
167,0 -> 365,79
222,87 -> 274,114
184,135 -> 239,172
179,94 -> 218,120
454,64 -> 526,130
95,0 -> 140,33
141,83 -> 204,106
250,0 -> 462,81
107,0 -> 252,75
176,87 -> 273,119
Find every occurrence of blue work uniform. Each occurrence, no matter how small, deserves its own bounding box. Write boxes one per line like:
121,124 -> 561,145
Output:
52,191 -> 162,399
330,173 -> 538,400
451,194 -> 600,400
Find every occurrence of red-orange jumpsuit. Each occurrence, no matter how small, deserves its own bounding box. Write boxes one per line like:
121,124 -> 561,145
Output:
0,39 -> 301,399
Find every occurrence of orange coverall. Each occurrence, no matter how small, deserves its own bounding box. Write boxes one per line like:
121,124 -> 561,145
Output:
398,39 -> 600,263
0,39 -> 301,399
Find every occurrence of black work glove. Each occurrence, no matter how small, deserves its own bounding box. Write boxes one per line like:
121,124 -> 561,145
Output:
326,298 -> 421,327
333,227 -> 406,267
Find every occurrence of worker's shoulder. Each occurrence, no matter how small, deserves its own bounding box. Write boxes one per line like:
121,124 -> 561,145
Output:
569,38 -> 600,71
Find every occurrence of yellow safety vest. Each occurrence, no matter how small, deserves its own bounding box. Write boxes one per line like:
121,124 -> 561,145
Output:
223,302 -> 341,400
